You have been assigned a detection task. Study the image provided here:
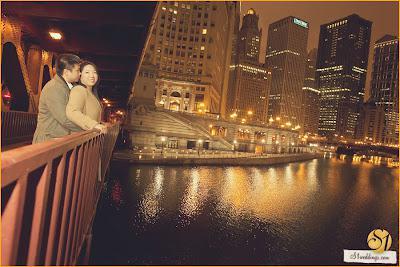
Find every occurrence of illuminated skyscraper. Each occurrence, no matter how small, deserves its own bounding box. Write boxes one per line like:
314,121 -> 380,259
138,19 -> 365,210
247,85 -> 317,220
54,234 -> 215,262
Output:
265,16 -> 309,127
302,49 -> 320,134
237,8 -> 261,63
227,8 -> 271,124
370,35 -> 399,145
316,14 -> 372,138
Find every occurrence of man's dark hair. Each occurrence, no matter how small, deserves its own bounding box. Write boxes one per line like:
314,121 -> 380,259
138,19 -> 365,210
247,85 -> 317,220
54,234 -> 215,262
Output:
55,54 -> 81,76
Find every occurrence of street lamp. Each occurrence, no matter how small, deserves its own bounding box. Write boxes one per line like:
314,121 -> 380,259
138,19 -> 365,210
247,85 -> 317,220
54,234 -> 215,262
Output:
197,139 -> 203,155
161,136 -> 166,154
233,140 -> 237,152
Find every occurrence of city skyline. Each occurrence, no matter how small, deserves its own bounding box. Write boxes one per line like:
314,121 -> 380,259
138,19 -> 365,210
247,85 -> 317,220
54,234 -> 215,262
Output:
241,1 -> 399,99
132,1 -> 398,142
1,2 -> 398,266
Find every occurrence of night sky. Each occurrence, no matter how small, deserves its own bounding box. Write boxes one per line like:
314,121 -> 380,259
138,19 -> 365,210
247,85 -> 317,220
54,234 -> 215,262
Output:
241,1 -> 399,99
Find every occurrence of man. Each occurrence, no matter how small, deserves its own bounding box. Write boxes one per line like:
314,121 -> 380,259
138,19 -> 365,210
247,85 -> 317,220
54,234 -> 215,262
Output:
33,54 -> 83,143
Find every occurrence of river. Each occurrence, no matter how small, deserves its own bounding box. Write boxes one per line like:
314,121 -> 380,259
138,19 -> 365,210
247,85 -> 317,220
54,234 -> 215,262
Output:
90,156 -> 398,265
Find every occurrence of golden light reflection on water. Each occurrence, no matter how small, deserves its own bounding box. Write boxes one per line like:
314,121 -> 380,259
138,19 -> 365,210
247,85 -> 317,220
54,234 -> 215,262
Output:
139,167 -> 164,222
306,160 -> 318,190
180,168 -> 201,218
219,167 -> 251,218
215,162 -> 322,223
136,158 -> 398,226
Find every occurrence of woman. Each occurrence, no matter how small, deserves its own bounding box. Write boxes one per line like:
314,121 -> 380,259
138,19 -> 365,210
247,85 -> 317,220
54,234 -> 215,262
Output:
66,61 -> 106,132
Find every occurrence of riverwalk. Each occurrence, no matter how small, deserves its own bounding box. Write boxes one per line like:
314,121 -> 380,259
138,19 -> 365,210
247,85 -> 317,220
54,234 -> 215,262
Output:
113,149 -> 323,166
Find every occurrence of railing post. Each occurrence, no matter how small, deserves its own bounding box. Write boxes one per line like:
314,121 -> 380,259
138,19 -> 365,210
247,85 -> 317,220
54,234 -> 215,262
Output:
64,144 -> 85,265
1,175 -> 28,265
56,149 -> 77,265
45,153 -> 67,265
26,161 -> 53,265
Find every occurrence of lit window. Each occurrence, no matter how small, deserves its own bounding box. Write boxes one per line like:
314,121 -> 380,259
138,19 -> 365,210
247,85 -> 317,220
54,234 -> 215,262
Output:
162,6 -> 166,11
200,46 -> 205,51
202,29 -> 207,34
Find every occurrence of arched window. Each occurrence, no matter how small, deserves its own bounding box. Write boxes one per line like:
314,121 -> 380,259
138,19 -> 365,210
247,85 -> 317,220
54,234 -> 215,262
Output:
1,42 -> 29,111
170,91 -> 181,97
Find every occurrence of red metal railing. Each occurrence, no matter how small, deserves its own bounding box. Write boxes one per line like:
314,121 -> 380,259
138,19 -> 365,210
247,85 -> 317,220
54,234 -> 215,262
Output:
1,123 -> 119,265
1,111 -> 38,146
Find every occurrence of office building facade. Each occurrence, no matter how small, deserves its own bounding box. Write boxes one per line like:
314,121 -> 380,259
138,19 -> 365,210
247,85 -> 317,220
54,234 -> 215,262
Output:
316,14 -> 372,138
265,16 -> 309,127
302,49 -> 320,134
135,1 -> 237,115
370,35 -> 399,145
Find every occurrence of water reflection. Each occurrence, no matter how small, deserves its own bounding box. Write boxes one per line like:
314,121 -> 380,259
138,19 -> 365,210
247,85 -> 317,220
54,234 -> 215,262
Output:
92,158 -> 399,265
180,168 -> 201,218
138,167 -> 164,222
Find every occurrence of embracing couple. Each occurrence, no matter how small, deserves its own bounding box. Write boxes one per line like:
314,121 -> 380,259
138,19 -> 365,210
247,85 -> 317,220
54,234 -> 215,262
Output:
33,53 -> 107,144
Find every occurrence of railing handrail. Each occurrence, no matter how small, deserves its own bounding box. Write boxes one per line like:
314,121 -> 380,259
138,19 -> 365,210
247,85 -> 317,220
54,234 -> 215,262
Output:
1,110 -> 37,115
2,130 -> 99,188
1,123 -> 120,266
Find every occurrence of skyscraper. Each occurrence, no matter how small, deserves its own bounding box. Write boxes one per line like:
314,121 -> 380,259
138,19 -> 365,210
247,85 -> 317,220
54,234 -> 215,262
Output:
227,8 -> 271,124
265,16 -> 309,128
316,14 -> 372,138
370,35 -> 399,145
237,8 -> 262,63
302,49 -> 320,134
134,2 -> 237,115
356,100 -> 385,143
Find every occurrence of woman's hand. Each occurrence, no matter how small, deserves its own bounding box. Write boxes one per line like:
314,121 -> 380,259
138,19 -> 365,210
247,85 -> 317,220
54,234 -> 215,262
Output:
93,123 -> 108,134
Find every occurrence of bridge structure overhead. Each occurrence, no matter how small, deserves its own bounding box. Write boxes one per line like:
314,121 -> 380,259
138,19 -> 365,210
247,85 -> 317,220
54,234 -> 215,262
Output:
2,1 -> 157,111
1,1 -> 156,147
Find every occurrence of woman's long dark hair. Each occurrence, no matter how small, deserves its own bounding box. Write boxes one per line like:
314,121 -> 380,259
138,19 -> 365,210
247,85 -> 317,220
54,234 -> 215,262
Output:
79,61 -> 100,99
